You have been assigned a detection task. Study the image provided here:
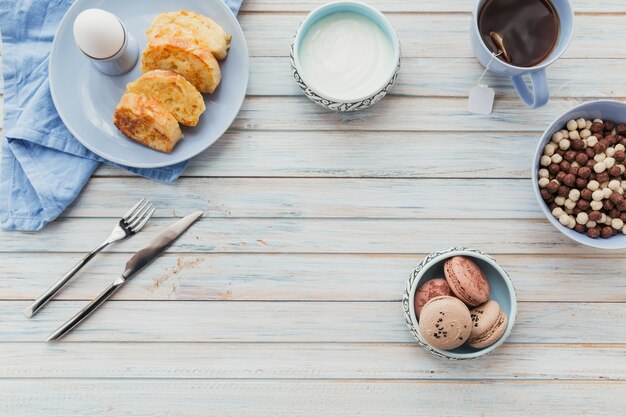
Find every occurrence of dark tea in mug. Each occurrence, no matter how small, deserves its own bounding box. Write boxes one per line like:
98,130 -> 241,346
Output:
478,0 -> 560,67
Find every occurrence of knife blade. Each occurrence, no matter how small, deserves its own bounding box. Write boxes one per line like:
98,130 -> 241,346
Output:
45,211 -> 203,342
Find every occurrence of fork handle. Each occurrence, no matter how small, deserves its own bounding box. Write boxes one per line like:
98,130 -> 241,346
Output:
24,241 -> 109,318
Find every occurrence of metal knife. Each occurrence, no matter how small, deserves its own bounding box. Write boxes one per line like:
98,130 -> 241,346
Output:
45,211 -> 203,342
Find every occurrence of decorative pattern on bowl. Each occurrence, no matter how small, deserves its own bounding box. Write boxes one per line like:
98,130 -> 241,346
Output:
402,247 -> 517,360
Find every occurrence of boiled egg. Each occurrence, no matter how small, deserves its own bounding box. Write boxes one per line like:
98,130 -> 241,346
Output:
73,9 -> 125,59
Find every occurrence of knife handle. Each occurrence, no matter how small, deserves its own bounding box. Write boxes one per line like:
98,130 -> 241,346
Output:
45,276 -> 125,342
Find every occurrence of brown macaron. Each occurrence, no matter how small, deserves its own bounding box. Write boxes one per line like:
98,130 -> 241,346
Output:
418,296 -> 472,351
467,300 -> 508,349
414,278 -> 454,318
444,256 -> 490,307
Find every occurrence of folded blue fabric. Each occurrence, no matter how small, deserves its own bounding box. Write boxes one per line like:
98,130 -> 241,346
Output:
0,0 -> 243,231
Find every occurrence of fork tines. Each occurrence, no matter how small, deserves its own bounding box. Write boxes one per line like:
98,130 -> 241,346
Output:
123,197 -> 156,233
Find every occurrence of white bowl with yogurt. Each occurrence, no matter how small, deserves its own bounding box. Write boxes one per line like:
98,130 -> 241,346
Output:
291,1 -> 401,111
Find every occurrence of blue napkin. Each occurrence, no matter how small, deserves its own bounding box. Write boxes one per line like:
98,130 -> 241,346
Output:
0,0 -> 243,231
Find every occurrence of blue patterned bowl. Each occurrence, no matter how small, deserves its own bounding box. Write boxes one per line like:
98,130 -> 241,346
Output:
290,1 -> 401,112
402,247 -> 517,360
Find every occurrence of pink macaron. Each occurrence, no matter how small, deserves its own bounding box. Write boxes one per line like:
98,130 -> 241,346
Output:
444,256 -> 490,307
414,278 -> 453,318
418,296 -> 472,350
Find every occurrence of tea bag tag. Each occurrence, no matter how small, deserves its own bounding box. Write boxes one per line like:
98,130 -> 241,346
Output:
468,85 -> 495,115
468,51 -> 501,115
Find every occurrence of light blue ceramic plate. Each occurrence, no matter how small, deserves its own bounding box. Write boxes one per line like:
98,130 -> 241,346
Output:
49,0 -> 249,168
403,247 -> 517,360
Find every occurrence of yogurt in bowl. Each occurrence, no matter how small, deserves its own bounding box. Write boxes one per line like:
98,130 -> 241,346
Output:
291,1 -> 401,111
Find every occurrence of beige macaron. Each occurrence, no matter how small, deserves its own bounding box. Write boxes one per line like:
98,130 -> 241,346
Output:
418,296 -> 472,350
467,300 -> 508,348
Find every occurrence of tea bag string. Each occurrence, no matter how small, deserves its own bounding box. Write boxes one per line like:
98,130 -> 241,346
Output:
477,51 -> 502,86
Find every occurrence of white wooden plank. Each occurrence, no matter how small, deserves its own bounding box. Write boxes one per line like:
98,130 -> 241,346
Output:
1,380 -> 623,417
233,96 -> 587,132
95,131 -> 539,178
63,178 -> 541,219
0,218 -> 598,254
2,301 -> 623,343
1,343 -> 624,380
248,57 -> 626,99
2,253 -> 624,302
241,0 -> 626,13
240,13 -> 626,59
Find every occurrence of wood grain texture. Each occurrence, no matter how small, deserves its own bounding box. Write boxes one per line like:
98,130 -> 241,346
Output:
0,217 -> 605,255
239,13 -> 626,58
1,380 -> 623,417
1,343 -> 624,380
240,0 -> 626,13
248,57 -> 626,99
2,253 -> 625,302
95,131 -> 539,178
63,177 -> 542,219
2,301 -> 623,343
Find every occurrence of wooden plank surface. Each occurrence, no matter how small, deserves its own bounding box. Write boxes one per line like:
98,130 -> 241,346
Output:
2,301 -> 624,343
2,253 -> 625,302
1,380 -> 623,417
3,0 -> 626,415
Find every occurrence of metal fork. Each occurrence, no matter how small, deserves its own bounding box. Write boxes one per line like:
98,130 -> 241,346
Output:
24,198 -> 156,318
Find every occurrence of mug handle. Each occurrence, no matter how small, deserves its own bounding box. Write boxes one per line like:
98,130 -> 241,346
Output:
511,69 -> 549,109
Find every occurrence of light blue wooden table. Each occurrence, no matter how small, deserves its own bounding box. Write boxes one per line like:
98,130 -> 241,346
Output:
1,0 -> 625,415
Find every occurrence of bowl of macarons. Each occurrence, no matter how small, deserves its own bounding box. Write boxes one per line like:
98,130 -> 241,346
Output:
402,247 -> 517,360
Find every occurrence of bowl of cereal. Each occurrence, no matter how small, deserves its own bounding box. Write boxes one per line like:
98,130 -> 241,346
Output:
533,100 -> 626,249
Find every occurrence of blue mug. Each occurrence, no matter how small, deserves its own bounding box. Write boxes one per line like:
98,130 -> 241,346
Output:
470,0 -> 574,109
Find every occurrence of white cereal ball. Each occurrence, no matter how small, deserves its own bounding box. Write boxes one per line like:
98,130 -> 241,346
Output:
576,212 -> 589,225
590,200 -> 603,211
606,147 -> 616,157
609,180 -> 621,191
572,161 -> 580,168
594,153 -> 606,162
623,225 -> 626,235
565,207 -> 574,214
544,143 -> 556,157
586,120 -> 593,129
580,129 -> 592,139
619,188 -> 625,195
605,157 -> 616,169
552,207 -> 564,218
592,190 -> 604,201
559,139 -> 571,150
538,178 -> 550,188
540,155 -> 551,166
600,213 -> 608,224
586,221 -> 597,228
616,144 -> 625,152
569,189 -> 581,201
569,130 -> 581,140
538,168 -> 549,178
559,213 -> 570,225
594,119 -> 603,124
564,199 -> 576,210
612,218 -> 624,230
576,118 -> 586,129
602,188 -> 613,199
587,136 -> 598,147
567,217 -> 576,229
566,120 -> 578,131
551,154 -> 563,164
555,196 -> 566,206
594,162 -> 607,173
551,131 -> 564,143
587,180 -> 600,191
622,180 -> 626,190
619,165 -> 626,174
